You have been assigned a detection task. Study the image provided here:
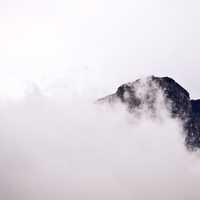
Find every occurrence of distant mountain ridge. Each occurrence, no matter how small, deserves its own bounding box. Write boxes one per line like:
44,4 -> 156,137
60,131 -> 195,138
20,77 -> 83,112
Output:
98,76 -> 200,150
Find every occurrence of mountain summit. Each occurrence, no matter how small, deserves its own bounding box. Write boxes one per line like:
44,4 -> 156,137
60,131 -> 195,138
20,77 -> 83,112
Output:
98,76 -> 200,150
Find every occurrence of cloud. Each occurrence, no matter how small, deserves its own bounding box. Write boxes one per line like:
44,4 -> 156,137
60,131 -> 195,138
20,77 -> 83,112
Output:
0,81 -> 199,200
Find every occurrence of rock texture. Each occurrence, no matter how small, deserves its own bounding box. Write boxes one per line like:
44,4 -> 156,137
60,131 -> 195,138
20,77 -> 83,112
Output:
98,76 -> 200,150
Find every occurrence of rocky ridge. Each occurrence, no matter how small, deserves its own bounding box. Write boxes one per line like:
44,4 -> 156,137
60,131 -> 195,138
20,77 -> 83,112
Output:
98,76 -> 200,150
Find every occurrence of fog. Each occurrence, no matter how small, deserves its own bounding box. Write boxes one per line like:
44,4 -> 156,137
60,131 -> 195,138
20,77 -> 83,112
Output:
0,0 -> 200,199
0,81 -> 200,200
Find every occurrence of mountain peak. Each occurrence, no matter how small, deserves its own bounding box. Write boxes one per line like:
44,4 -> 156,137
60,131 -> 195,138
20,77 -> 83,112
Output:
98,76 -> 200,150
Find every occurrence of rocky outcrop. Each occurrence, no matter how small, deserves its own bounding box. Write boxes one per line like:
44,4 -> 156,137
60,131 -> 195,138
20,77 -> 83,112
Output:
98,76 -> 200,150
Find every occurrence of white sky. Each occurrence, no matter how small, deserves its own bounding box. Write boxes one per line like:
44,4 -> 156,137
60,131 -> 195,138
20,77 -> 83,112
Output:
0,0 -> 200,98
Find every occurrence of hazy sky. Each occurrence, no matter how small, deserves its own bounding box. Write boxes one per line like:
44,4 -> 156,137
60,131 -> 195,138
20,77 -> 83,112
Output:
0,0 -> 200,98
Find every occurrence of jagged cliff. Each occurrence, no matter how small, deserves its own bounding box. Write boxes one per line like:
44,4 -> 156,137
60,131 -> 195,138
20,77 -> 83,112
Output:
98,76 -> 200,150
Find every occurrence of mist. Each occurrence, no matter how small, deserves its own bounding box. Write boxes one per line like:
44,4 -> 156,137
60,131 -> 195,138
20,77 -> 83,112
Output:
0,0 -> 200,199
0,81 -> 200,200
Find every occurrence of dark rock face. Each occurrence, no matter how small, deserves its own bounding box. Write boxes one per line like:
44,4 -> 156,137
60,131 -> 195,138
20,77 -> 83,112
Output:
98,76 -> 200,150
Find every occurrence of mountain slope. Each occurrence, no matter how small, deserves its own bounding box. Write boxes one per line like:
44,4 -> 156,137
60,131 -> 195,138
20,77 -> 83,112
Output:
98,76 -> 200,149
